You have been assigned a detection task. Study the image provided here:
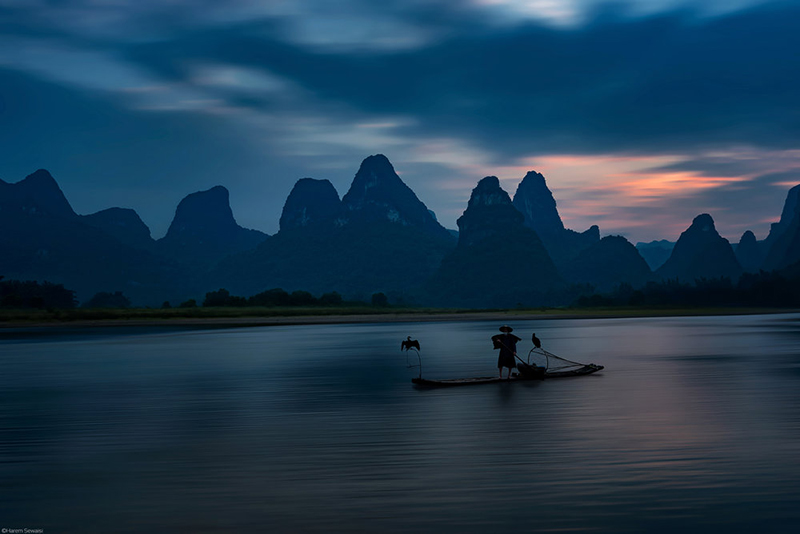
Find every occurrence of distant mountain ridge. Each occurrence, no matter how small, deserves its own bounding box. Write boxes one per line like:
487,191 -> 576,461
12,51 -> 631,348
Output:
761,184 -> 800,271
0,171 -> 266,304
636,240 -> 675,271
512,171 -> 565,240
341,154 -> 452,239
0,169 -> 76,219
735,231 -> 761,273
279,178 -> 343,231
0,170 -> 186,304
512,170 -> 601,262
156,185 -> 267,266
2,159 -> 800,307
426,176 -> 562,307
511,169 -> 646,289
212,154 -> 456,299
82,207 -> 154,252
562,236 -> 652,291
656,214 -> 742,281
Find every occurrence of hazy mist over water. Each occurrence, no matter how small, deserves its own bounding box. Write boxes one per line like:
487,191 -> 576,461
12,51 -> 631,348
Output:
3,314 -> 800,533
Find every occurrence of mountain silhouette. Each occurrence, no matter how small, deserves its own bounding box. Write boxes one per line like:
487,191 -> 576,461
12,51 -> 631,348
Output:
0,169 -> 186,304
735,230 -> 763,273
511,170 -> 600,269
636,240 -> 675,271
561,236 -> 652,291
341,154 -> 452,239
656,214 -> 742,281
510,169 -> 649,287
157,185 -> 267,267
4,161 -> 800,308
82,207 -> 155,252
213,155 -> 455,299
511,171 -> 565,239
0,169 -> 76,219
279,178 -> 343,231
427,176 -> 561,307
762,185 -> 800,271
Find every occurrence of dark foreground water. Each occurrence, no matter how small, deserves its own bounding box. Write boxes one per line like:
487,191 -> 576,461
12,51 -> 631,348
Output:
3,314 -> 800,533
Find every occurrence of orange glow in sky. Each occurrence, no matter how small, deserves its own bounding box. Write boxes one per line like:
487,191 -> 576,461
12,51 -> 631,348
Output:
451,151 -> 797,242
610,172 -> 746,199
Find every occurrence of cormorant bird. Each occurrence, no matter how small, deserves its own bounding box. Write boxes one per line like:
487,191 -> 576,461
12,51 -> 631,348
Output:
532,333 -> 542,349
401,336 -> 420,351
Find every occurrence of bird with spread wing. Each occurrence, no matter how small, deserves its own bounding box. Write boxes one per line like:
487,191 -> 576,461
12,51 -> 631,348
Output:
401,336 -> 420,351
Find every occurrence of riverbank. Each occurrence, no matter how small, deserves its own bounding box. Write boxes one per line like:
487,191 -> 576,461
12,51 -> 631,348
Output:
0,305 -> 795,329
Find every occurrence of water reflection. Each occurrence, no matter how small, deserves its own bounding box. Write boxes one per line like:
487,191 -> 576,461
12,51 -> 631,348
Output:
2,314 -> 800,532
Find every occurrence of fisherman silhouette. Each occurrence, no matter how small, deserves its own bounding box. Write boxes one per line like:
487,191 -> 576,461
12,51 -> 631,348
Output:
492,325 -> 521,379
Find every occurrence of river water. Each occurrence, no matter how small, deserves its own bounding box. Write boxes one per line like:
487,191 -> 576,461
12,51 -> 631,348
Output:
2,313 -> 800,533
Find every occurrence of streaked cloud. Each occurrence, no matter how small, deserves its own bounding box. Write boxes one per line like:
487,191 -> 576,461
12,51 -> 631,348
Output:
0,0 -> 798,243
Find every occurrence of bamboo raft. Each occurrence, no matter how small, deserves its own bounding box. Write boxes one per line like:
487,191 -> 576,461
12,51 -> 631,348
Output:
403,336 -> 604,388
411,363 -> 603,387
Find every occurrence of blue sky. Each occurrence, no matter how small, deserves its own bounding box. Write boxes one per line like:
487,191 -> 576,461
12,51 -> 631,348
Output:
1,0 -> 799,243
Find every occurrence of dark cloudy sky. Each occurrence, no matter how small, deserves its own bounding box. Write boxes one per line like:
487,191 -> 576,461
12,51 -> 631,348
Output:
2,0 -> 799,243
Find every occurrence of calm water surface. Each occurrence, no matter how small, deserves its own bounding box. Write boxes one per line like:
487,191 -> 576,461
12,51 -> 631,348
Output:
3,314 -> 800,533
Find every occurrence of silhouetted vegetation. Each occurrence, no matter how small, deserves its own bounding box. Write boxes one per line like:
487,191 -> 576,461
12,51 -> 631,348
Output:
203,288 -> 247,307
203,287 -> 362,308
82,291 -> 131,309
575,269 -> 800,308
319,291 -> 344,306
371,292 -> 389,307
0,276 -> 77,309
289,290 -> 316,306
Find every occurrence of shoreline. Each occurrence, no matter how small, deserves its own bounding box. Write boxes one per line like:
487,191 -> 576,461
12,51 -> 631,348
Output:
1,307 -> 796,331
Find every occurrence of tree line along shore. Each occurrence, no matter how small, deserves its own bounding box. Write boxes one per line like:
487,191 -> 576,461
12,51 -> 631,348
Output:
2,273 -> 800,325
